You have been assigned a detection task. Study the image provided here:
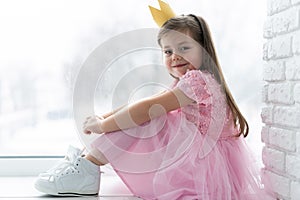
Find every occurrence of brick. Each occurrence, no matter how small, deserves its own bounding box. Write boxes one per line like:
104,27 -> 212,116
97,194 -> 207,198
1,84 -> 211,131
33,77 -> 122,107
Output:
262,84 -> 269,103
297,132 -> 300,153
262,169 -> 290,197
261,107 -> 273,124
273,106 -> 300,127
286,55 -> 300,80
269,8 -> 300,35
263,60 -> 285,81
263,18 -> 273,38
296,132 -> 300,155
291,181 -> 300,200
268,0 -> 291,15
268,82 -> 294,104
286,154 -> 300,178
268,35 -> 292,59
294,83 -> 300,103
269,127 -> 296,151
261,126 -> 270,143
263,41 -> 270,61
262,146 -> 285,172
293,30 -> 300,54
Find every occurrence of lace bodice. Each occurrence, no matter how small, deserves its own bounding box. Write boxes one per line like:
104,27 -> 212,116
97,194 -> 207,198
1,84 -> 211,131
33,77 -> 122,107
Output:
176,70 -> 236,138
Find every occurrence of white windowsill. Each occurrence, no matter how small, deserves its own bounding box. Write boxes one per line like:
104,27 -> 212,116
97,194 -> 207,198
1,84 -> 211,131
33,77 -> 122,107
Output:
0,176 -> 140,199
0,158 -> 138,198
0,157 -> 116,177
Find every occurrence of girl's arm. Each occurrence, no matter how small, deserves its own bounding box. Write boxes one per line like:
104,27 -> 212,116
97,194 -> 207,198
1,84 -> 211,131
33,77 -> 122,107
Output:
99,104 -> 127,119
100,88 -> 194,133
98,90 -> 168,119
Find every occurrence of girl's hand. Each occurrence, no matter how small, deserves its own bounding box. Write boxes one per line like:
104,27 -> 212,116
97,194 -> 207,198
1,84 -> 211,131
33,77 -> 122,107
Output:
83,116 -> 104,134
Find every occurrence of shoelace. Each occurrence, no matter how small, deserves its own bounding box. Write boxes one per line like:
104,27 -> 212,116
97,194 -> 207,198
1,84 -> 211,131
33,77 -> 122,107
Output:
39,147 -> 86,176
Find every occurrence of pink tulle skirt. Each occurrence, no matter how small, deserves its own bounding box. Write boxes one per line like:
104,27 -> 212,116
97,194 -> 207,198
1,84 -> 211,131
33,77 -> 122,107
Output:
91,110 -> 270,200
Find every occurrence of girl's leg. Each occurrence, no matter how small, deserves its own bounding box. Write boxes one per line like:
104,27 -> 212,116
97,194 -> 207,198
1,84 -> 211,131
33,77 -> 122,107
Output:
85,148 -> 109,166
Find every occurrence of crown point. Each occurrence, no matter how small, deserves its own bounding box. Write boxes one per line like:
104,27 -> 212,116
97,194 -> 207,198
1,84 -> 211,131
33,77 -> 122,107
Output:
148,0 -> 176,27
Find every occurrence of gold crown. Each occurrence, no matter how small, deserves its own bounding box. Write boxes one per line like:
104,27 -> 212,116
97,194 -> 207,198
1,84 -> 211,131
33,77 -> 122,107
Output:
148,0 -> 176,27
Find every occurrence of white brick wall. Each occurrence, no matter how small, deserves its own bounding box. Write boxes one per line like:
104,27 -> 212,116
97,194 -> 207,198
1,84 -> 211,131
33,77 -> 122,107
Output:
269,127 -> 296,151
286,55 -> 300,80
263,60 -> 286,81
267,0 -> 290,15
263,146 -> 285,172
268,83 -> 294,104
291,181 -> 300,199
263,0 -> 300,199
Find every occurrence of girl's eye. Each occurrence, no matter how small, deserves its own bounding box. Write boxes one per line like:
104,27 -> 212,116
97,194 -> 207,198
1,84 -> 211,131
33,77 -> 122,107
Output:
164,50 -> 172,55
180,46 -> 190,51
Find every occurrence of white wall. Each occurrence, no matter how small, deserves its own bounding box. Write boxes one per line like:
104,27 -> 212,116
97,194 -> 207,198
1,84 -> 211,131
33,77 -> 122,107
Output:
262,0 -> 300,199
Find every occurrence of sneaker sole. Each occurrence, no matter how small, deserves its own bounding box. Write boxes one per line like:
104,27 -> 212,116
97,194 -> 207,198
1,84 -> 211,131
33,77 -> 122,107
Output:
58,192 -> 98,197
35,181 -> 98,197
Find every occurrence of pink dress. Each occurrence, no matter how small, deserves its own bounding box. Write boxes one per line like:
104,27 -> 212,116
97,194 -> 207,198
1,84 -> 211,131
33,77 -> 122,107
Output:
91,70 -> 270,200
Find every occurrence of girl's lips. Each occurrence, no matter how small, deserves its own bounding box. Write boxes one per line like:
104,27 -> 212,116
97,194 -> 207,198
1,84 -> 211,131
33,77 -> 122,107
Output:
172,63 -> 188,68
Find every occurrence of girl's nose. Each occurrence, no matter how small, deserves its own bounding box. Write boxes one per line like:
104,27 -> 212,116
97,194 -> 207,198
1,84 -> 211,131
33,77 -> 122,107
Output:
172,53 -> 182,61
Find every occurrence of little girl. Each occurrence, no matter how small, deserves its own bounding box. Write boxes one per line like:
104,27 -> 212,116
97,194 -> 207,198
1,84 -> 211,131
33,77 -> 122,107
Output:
35,10 -> 271,200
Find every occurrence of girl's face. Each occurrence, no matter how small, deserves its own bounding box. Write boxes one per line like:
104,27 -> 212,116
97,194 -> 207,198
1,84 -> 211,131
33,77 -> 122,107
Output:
160,30 -> 202,78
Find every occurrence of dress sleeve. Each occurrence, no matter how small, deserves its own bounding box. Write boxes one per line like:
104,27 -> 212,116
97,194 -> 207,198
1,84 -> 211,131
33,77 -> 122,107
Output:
176,70 -> 211,105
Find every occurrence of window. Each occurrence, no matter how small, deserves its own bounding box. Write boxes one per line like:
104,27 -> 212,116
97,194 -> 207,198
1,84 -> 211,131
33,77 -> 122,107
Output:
0,0 -> 266,176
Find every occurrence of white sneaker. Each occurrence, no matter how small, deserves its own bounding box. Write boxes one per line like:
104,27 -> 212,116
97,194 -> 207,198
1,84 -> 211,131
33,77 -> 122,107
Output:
34,146 -> 101,196
39,146 -> 82,177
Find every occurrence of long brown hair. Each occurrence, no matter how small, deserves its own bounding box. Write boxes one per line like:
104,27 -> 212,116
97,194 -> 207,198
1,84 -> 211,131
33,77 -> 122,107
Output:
157,15 -> 249,137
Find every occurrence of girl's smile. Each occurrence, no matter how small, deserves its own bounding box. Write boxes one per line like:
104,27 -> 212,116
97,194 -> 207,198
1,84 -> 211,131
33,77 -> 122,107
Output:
172,63 -> 189,68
